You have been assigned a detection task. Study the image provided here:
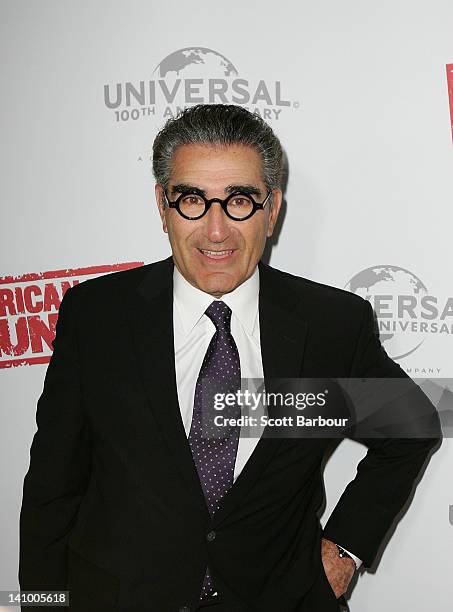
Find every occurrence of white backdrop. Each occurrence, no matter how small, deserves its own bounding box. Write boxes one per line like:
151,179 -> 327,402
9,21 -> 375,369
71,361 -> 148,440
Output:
1,1 -> 452,610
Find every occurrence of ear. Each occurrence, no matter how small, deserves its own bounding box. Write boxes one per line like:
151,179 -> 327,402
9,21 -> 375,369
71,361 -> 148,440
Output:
155,184 -> 168,233
266,188 -> 282,238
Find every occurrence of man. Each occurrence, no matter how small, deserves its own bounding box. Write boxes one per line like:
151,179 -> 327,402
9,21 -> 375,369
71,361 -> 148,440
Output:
19,104 -> 441,611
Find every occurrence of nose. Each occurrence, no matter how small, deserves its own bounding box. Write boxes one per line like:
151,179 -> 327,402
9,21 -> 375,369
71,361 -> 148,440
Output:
203,201 -> 231,243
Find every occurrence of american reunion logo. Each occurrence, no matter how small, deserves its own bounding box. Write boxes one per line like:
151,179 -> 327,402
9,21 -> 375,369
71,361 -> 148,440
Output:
447,63 -> 453,142
0,262 -> 143,368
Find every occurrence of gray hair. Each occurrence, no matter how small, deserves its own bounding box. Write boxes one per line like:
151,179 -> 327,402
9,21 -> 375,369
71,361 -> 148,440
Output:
152,104 -> 283,191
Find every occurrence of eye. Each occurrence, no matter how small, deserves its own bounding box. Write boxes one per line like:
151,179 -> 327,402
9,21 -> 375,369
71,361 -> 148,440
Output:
230,196 -> 252,207
180,194 -> 204,206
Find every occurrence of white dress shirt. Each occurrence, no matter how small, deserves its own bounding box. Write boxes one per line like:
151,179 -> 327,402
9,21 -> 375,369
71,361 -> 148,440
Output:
172,265 -> 362,570
173,265 -> 262,483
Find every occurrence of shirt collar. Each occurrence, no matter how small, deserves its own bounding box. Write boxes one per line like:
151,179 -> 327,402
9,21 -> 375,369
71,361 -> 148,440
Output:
173,265 -> 259,336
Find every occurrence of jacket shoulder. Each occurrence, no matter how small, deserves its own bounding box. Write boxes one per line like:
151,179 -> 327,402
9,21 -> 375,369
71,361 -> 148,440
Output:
65,257 -> 172,302
261,262 -> 366,312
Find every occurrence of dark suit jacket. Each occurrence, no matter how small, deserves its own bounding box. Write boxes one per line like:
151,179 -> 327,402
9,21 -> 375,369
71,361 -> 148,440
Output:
19,256 -> 440,611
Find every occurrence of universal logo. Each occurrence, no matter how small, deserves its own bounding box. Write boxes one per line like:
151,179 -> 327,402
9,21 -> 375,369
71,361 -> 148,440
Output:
103,47 -> 300,123
346,265 -> 453,361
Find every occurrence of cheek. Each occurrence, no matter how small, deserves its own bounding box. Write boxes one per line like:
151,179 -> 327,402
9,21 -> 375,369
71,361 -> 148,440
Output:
244,222 -> 267,250
167,219 -> 199,254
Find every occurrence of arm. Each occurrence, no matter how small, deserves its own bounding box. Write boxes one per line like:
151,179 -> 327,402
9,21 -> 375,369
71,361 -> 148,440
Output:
19,286 -> 91,589
322,298 -> 441,569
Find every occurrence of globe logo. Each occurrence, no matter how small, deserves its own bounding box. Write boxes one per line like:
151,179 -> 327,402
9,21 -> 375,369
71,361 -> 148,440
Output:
345,265 -> 428,360
154,47 -> 238,78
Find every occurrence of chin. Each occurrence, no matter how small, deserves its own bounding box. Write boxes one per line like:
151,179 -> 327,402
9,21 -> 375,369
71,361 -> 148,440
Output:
199,274 -> 239,297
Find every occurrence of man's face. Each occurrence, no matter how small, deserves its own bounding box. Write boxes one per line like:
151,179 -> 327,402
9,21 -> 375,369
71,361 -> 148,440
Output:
156,143 -> 282,298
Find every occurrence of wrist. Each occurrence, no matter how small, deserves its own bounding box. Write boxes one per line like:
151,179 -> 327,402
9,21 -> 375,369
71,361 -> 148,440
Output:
335,544 -> 358,570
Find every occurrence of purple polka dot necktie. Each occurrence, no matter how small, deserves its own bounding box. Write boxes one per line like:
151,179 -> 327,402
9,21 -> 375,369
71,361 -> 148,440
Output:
188,300 -> 241,600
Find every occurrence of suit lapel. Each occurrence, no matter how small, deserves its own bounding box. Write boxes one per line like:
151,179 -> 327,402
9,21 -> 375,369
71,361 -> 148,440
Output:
211,261 -> 308,527
258,261 -> 308,380
126,257 -> 209,518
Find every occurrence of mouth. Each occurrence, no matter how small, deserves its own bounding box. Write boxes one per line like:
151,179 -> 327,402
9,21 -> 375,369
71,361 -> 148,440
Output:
197,248 -> 236,260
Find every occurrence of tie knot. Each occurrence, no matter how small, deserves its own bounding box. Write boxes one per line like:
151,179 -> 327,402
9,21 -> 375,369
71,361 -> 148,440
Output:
205,300 -> 232,332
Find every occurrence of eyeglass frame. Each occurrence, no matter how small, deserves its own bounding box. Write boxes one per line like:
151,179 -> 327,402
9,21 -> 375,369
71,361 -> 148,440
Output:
162,188 -> 272,221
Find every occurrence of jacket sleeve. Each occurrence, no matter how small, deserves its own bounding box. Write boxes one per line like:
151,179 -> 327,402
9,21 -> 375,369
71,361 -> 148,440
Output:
322,298 -> 442,568
19,286 -> 91,589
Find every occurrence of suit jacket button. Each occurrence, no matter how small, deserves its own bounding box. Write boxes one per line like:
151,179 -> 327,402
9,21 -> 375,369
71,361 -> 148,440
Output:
206,530 -> 216,542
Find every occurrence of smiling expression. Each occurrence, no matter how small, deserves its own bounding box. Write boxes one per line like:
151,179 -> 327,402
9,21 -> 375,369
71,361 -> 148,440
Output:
156,143 -> 282,298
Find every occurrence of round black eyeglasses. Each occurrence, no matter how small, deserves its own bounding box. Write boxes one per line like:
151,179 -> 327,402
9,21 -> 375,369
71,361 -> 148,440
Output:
163,189 -> 272,221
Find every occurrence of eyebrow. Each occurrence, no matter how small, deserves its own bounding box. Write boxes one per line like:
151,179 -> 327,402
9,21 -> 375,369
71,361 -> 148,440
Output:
170,183 -> 207,197
225,184 -> 262,197
170,183 -> 262,198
